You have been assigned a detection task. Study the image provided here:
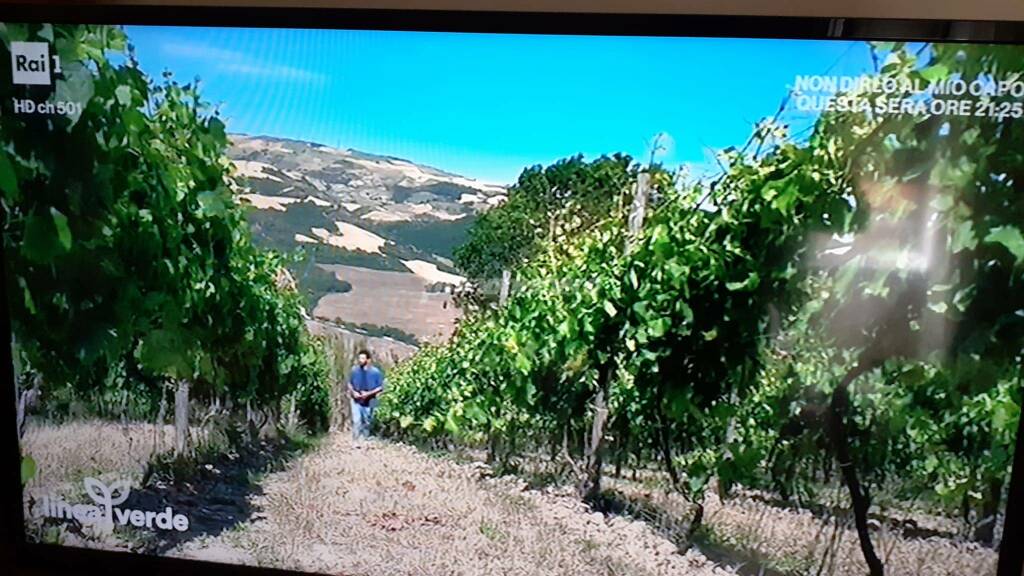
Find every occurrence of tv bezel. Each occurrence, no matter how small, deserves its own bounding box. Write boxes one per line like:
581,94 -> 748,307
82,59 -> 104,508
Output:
2,4 -> 1023,576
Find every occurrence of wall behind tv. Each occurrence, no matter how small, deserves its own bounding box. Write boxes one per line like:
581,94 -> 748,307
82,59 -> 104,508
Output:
1,3 -> 1022,576
2,0 -> 1024,21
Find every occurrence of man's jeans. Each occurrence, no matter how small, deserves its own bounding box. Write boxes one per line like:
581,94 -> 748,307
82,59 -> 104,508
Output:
351,400 -> 375,439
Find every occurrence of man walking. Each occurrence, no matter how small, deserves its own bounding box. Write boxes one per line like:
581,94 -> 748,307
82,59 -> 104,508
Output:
348,349 -> 384,440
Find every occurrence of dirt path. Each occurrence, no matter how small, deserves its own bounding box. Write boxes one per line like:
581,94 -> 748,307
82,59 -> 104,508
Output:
170,433 -> 733,576
22,422 -> 997,575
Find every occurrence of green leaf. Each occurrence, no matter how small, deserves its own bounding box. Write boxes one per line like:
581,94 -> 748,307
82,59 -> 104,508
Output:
647,317 -> 670,338
137,328 -> 198,379
122,108 -> 146,133
951,220 -> 977,253
0,151 -> 19,199
726,271 -> 760,292
677,301 -> 693,324
930,193 -> 954,212
50,207 -> 72,251
21,455 -> 37,485
984,225 -> 1024,263
4,23 -> 29,44
17,276 -> 36,315
37,24 -> 54,42
197,190 -> 227,217
22,210 -> 62,263
688,473 -> 708,497
919,63 -> 950,84
208,116 -> 226,142
54,61 -> 94,125
115,84 -> 132,107
464,401 -> 486,423
422,416 -> 437,433
602,300 -> 617,318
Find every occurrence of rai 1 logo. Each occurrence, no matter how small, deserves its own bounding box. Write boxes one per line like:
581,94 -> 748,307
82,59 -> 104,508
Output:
35,477 -> 190,534
10,41 -> 62,86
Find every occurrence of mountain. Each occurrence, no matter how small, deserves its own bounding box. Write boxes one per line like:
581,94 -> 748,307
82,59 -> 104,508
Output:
229,133 -> 508,269
230,134 -> 506,222
228,134 -> 504,344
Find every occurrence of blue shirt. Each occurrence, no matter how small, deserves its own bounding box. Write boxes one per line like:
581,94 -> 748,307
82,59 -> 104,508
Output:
350,365 -> 384,406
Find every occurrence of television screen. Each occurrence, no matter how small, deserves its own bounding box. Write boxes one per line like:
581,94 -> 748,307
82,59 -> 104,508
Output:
2,13 -> 1022,576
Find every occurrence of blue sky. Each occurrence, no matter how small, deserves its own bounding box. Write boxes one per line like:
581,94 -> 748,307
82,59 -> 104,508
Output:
125,26 -> 875,184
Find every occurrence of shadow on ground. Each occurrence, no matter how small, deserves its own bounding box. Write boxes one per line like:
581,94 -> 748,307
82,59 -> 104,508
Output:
739,491 -> 962,542
590,488 -> 790,576
121,437 -> 310,554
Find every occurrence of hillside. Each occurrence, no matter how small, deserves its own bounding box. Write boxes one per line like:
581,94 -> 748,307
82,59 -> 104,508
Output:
230,134 -> 505,222
228,135 -> 505,344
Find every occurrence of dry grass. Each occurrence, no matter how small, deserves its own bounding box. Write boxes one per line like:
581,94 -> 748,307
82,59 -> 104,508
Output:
20,420 -> 179,551
173,434 -> 734,576
313,264 -> 461,343
706,491 -> 997,576
20,419 -> 177,496
20,420 -> 999,576
606,477 -> 999,576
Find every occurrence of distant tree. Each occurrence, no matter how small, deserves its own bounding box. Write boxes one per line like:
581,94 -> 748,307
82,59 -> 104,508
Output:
454,155 -> 642,282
